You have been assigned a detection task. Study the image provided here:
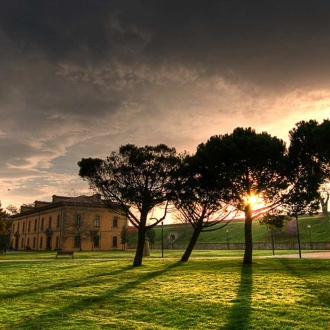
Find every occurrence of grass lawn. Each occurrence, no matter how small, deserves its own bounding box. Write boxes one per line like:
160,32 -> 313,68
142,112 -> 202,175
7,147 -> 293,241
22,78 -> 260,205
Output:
0,251 -> 329,329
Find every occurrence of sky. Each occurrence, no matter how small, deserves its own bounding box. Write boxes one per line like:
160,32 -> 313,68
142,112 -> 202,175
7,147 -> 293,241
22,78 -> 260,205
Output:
0,0 -> 330,210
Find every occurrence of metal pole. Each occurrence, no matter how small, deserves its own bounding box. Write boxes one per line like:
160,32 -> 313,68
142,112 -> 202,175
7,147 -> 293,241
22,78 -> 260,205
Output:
161,221 -> 164,258
226,230 -> 229,249
296,216 -> 302,258
307,225 -> 312,250
271,228 -> 275,256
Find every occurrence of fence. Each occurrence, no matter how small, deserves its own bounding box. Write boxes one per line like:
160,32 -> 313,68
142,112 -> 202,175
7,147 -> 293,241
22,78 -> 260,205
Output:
128,242 -> 330,250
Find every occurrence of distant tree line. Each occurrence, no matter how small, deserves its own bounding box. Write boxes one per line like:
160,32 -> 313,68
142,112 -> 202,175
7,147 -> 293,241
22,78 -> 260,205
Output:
0,204 -> 11,252
78,119 -> 330,267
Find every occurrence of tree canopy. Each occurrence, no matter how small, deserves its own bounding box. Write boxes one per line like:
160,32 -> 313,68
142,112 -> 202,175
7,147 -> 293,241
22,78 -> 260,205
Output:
78,143 -> 181,266
196,127 -> 289,264
172,153 -> 234,262
0,203 -> 11,251
77,119 -> 330,266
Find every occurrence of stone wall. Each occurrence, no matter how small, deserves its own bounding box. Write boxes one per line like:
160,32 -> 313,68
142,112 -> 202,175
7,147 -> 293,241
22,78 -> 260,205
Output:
147,242 -> 330,250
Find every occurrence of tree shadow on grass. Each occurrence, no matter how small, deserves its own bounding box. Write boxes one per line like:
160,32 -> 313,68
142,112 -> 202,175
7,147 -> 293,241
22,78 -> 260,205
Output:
278,258 -> 330,308
223,264 -> 253,330
12,261 -> 183,329
0,262 -> 133,301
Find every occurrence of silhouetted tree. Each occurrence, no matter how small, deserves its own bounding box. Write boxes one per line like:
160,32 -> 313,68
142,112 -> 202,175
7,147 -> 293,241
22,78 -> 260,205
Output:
279,120 -> 328,257
0,203 -> 11,252
197,128 -> 289,264
6,205 -> 18,215
78,144 -> 181,267
172,153 -> 234,262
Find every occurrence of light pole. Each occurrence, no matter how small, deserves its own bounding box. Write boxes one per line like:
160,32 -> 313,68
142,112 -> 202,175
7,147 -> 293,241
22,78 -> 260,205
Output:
271,227 -> 275,256
161,221 -> 164,258
307,225 -> 312,250
226,229 -> 229,249
296,216 -> 302,258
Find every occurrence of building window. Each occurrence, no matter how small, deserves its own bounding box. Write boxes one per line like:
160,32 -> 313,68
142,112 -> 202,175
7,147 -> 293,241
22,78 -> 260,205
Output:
49,216 -> 52,228
27,238 -> 30,249
74,236 -> 80,248
40,237 -> 43,249
94,216 -> 100,227
112,236 -> 118,247
17,223 -> 20,233
21,238 -> 24,248
112,217 -> 118,228
41,218 -> 44,230
34,219 -> 37,231
28,221 -> 31,233
56,236 -> 59,249
22,222 -> 25,233
12,224 -> 15,233
33,238 -> 36,249
75,214 -> 82,227
57,215 -> 60,227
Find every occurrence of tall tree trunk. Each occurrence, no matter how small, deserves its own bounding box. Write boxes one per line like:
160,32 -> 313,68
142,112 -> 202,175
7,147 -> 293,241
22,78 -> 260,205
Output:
133,214 -> 148,267
181,226 -> 202,262
243,206 -> 253,265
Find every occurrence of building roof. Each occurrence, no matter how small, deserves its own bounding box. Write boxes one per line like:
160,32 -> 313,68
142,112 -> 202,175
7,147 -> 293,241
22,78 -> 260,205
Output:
12,194 -> 112,218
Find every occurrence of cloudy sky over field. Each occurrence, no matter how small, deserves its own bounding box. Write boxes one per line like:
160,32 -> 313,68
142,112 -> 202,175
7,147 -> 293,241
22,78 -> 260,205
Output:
0,0 -> 329,209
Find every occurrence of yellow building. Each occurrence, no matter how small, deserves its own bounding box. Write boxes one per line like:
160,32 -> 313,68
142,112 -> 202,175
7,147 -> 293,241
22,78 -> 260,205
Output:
10,194 -> 128,251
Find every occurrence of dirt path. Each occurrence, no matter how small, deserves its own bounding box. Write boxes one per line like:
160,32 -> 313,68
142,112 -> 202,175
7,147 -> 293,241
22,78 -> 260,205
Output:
265,251 -> 330,259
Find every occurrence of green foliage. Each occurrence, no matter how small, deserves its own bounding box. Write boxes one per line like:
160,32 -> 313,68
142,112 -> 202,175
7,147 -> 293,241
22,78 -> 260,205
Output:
0,203 -> 11,251
146,227 -> 156,245
260,214 -> 288,230
197,127 -> 289,264
197,127 -> 288,210
286,120 -> 325,216
87,229 -> 100,247
120,224 -> 129,246
78,144 -> 181,228
172,153 -> 234,261
78,144 -> 182,266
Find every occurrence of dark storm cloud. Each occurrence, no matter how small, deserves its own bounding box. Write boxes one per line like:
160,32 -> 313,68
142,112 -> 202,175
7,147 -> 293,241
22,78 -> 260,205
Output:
1,0 -> 330,88
0,0 -> 149,64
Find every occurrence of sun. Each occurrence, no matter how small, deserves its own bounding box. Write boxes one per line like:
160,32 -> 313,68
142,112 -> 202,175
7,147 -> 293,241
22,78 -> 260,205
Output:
244,192 -> 262,210
248,194 -> 258,206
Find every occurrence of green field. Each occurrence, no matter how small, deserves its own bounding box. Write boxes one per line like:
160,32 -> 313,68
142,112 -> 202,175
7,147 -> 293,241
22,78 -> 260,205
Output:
142,215 -> 330,245
0,251 -> 329,329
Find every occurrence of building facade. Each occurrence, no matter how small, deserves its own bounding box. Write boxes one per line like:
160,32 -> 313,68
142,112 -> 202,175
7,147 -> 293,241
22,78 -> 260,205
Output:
10,194 -> 128,251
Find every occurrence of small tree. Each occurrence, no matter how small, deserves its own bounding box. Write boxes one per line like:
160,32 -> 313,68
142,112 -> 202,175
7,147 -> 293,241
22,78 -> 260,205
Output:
260,213 -> 288,230
120,224 -> 129,250
87,228 -> 100,250
78,144 -> 181,267
61,195 -> 91,251
6,205 -> 18,215
260,212 -> 288,255
146,227 -> 156,250
0,203 -> 11,252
